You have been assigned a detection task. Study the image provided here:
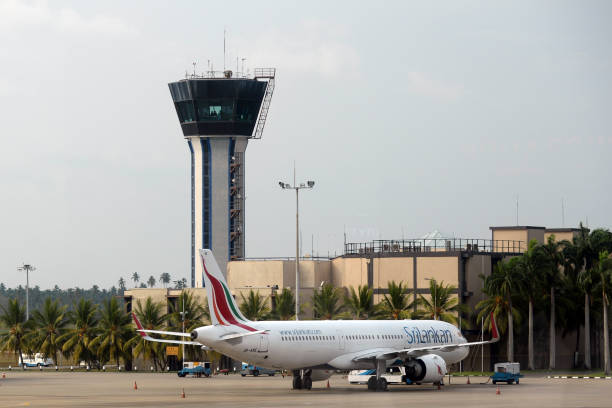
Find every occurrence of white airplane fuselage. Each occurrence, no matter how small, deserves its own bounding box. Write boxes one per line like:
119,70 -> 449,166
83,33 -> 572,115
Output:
192,319 -> 469,371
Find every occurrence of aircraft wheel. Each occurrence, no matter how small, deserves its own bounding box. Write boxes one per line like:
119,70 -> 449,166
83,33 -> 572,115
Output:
367,376 -> 377,391
377,377 -> 388,391
303,376 -> 312,390
293,375 -> 303,390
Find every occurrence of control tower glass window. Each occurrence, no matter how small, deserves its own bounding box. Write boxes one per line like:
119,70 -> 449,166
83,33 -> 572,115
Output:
176,101 -> 196,123
195,99 -> 234,121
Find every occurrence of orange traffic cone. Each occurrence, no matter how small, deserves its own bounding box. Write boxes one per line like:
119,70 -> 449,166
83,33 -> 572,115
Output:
134,381 -> 138,390
326,380 -> 330,389
181,388 -> 186,398
496,386 -> 500,395
467,376 -> 471,384
2,373 -> 5,379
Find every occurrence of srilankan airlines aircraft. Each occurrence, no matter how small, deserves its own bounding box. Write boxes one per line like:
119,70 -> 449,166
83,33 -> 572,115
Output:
133,249 -> 499,391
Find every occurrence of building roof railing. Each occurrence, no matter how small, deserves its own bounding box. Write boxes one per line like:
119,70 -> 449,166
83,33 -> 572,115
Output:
344,238 -> 525,256
181,67 -> 275,81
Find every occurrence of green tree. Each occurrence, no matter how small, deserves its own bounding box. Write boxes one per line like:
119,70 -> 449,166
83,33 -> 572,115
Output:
516,239 -> 546,370
168,291 -> 209,361
343,285 -> 377,319
476,259 -> 522,362
378,281 -> 413,320
147,276 -> 156,288
312,283 -> 344,320
595,251 -> 612,375
131,272 -> 140,288
541,235 -> 565,369
0,299 -> 29,367
118,278 -> 126,292
239,290 -> 269,321
127,297 -> 166,370
417,279 -> 467,325
59,299 -> 99,366
26,298 -> 69,366
91,297 -> 133,367
159,273 -> 171,288
269,288 -> 295,320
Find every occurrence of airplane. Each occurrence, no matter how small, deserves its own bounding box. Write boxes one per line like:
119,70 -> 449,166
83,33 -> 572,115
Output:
133,248 -> 499,391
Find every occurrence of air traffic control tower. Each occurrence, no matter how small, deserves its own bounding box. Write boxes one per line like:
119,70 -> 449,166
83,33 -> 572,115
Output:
169,68 -> 275,287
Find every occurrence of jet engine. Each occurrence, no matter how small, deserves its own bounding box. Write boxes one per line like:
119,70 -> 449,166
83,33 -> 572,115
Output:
403,354 -> 447,383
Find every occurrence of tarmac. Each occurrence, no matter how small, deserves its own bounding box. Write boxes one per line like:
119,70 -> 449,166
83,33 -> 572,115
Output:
1,371 -> 611,408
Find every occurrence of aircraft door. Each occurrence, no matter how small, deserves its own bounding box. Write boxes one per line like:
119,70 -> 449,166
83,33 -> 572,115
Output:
336,330 -> 345,350
257,335 -> 269,352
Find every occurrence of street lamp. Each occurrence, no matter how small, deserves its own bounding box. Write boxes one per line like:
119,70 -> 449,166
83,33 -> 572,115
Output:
278,179 -> 315,320
425,277 -> 437,320
17,264 -> 35,321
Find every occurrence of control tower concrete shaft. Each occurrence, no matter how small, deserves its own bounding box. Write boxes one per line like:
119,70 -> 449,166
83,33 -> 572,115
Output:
169,68 -> 275,286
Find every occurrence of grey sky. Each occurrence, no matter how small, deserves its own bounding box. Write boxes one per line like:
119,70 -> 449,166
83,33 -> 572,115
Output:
1,0 -> 610,289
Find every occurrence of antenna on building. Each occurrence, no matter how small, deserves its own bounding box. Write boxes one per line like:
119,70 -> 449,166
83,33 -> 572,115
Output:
515,194 -> 519,226
241,58 -> 246,77
192,61 -> 197,77
561,197 -> 565,227
223,28 -> 226,70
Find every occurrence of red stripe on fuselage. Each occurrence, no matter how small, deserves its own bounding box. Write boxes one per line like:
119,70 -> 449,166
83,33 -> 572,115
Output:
202,258 -> 256,332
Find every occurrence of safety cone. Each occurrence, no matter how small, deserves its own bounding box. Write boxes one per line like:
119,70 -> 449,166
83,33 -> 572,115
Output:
467,376 -> 471,384
181,388 -> 186,398
326,380 -> 330,389
496,386 -> 500,395
2,373 -> 5,379
134,381 -> 138,390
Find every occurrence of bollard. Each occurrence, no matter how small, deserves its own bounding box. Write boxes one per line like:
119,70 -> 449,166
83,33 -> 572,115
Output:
118,366 -> 122,372
39,366 -> 43,372
86,366 -> 90,371
134,366 -> 138,371
70,366 -> 74,371
181,388 -> 185,398
8,366 -> 12,371
55,366 -> 59,371
103,366 -> 106,372
151,366 -> 154,372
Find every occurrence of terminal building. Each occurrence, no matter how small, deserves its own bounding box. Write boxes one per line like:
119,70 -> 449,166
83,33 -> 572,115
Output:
168,68 -> 275,287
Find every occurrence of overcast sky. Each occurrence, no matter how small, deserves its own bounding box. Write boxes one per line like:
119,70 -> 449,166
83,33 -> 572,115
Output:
1,0 -> 610,289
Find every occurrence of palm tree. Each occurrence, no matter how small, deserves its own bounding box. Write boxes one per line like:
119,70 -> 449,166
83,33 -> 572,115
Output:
595,251 -> 612,375
90,297 -> 133,367
118,278 -> 126,292
516,239 -> 546,370
168,291 -> 209,361
312,283 -> 344,320
269,288 -> 295,320
239,290 -> 269,321
131,272 -> 140,288
417,279 -> 467,325
147,276 -> 156,288
159,273 -> 171,288
127,297 -> 166,370
0,299 -> 29,367
378,281 -> 413,320
541,235 -> 564,369
343,285 -> 377,319
59,299 -> 98,367
478,258 -> 522,362
26,298 -> 68,366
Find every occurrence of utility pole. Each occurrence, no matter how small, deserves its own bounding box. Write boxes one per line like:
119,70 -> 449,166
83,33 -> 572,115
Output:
279,171 -> 315,320
17,264 -> 35,321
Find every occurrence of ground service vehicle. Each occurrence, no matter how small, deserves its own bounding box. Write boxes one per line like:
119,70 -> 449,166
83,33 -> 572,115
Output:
178,361 -> 211,377
21,353 -> 54,367
241,362 -> 276,376
491,362 -> 523,384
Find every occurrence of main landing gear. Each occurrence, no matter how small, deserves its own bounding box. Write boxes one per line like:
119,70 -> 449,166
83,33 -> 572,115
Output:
367,359 -> 388,392
292,369 -> 312,390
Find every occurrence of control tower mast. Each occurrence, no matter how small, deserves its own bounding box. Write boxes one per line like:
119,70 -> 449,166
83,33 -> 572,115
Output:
169,68 -> 276,286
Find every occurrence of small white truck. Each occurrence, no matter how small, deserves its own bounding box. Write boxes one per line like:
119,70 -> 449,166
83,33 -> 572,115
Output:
21,353 -> 54,368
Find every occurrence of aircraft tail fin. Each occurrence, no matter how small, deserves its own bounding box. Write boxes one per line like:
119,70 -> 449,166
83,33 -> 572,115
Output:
199,249 -> 256,331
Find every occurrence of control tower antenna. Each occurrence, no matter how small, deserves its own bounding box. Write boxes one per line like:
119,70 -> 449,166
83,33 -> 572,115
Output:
223,28 -> 226,70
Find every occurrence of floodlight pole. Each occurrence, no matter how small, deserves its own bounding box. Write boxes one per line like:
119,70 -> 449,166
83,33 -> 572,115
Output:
279,178 -> 315,320
17,264 -> 35,321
